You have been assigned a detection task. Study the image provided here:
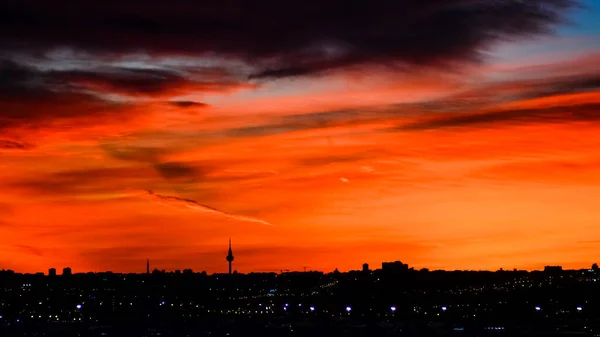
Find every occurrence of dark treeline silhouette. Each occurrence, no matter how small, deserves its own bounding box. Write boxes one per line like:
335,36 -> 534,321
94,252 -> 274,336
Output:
1,262 -> 600,336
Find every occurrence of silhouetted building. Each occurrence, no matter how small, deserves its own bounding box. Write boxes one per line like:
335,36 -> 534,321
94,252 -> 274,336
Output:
147,259 -> 150,274
382,261 -> 409,273
362,263 -> 369,272
48,268 -> 56,277
226,238 -> 234,274
543,265 -> 563,274
62,267 -> 72,276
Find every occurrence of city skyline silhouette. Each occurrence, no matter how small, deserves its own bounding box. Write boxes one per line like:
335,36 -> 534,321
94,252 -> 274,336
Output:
3,238 -> 598,276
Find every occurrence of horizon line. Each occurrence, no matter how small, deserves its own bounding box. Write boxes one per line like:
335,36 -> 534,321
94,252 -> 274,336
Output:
1,264 -> 595,276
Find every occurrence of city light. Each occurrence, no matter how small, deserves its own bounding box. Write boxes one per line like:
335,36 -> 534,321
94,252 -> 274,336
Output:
390,306 -> 396,312
441,306 -> 447,311
535,306 -> 541,311
577,307 -> 583,311
346,306 -> 352,312
309,306 -> 315,311
76,304 -> 82,309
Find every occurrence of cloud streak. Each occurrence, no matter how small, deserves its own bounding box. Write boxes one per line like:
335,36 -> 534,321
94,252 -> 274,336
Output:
145,190 -> 273,226
0,139 -> 32,150
397,102 -> 600,131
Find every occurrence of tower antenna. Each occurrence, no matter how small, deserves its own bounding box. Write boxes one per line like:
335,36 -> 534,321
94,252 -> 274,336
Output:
226,238 -> 235,275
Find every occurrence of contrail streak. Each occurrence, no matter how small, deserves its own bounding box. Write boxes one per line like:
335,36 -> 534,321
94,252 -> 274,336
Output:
144,190 -> 273,226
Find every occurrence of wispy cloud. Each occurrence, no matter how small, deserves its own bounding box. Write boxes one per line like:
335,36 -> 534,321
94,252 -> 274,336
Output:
144,190 -> 274,226
397,102 -> 600,131
0,139 -> 32,150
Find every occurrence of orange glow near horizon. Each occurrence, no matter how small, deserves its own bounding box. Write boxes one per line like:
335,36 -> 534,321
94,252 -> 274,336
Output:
3,48 -> 600,275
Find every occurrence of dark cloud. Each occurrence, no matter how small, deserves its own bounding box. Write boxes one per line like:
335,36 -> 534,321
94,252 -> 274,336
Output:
397,102 -> 600,131
102,145 -> 205,182
0,0 -> 583,138
102,145 -> 166,163
0,59 -> 244,133
225,72 -> 600,138
298,153 -> 370,167
225,109 -> 386,137
50,67 -> 191,96
9,167 -> 157,195
52,67 -> 246,96
403,72 -> 600,115
0,59 -> 243,98
169,101 -> 209,108
7,165 -> 223,201
0,139 -> 33,150
0,0 -> 578,79
154,162 -> 200,181
513,73 -> 600,101
0,60 -> 132,131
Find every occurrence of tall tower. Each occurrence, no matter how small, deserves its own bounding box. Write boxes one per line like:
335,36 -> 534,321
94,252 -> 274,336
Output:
146,259 -> 150,274
226,238 -> 234,274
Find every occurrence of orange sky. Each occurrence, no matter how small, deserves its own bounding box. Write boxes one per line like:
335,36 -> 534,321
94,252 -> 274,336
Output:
2,49 -> 600,274
2,2 -> 600,274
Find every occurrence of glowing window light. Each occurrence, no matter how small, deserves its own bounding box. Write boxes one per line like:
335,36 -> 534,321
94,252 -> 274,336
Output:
309,306 -> 315,311
346,306 -> 352,312
390,306 -> 396,312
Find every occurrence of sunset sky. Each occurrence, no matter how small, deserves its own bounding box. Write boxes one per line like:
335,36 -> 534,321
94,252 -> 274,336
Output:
2,0 -> 600,274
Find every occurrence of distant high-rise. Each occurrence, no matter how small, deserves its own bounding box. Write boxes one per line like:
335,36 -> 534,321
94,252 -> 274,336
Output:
544,265 -> 563,274
226,238 -> 234,275
62,267 -> 72,276
382,261 -> 409,273
48,268 -> 56,277
362,263 -> 369,272
146,259 -> 150,274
